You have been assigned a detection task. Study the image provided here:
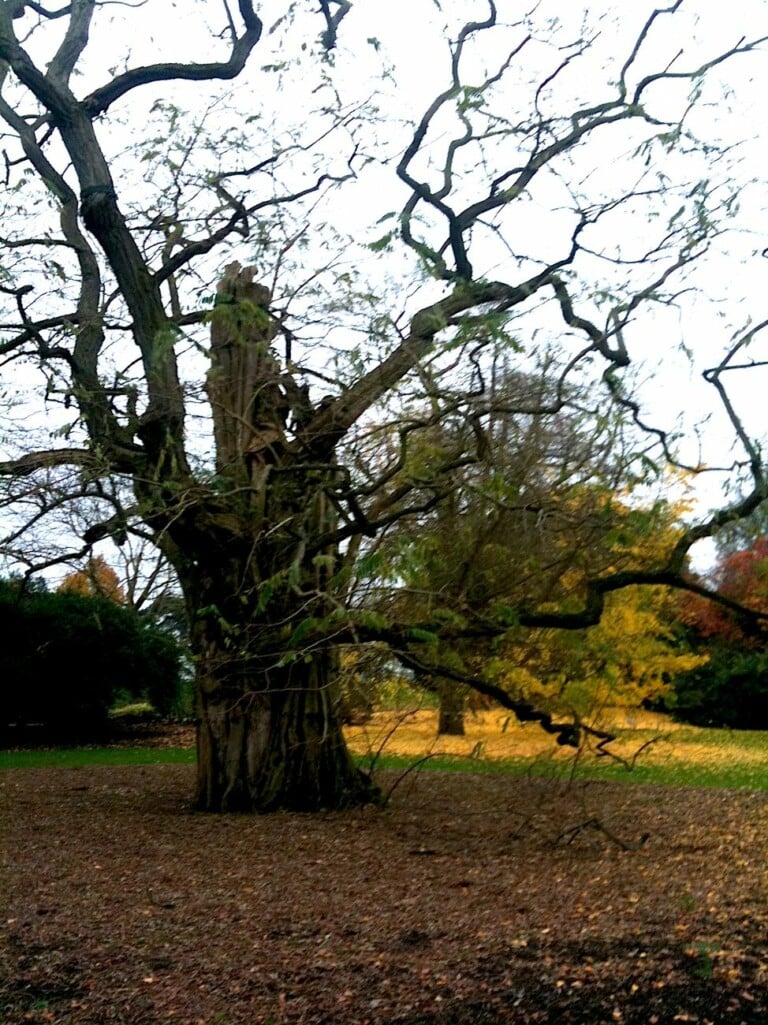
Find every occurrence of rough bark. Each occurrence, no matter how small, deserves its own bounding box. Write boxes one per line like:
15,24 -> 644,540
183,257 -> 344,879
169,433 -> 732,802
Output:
205,262 -> 285,483
437,678 -> 466,736
194,645 -> 377,812
182,264 -> 378,812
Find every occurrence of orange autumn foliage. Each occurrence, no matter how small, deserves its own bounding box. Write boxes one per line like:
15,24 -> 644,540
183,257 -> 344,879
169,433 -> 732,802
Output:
58,556 -> 126,604
680,537 -> 768,647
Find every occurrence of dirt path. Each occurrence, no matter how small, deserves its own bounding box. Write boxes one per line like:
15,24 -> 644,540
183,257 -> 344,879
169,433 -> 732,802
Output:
2,766 -> 768,1024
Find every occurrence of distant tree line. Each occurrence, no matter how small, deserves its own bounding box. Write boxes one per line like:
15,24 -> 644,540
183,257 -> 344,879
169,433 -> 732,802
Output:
659,536 -> 768,729
4,522 -> 768,745
0,569 -> 184,742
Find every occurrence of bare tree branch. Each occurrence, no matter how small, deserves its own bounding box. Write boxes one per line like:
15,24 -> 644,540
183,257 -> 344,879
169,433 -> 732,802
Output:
318,0 -> 351,52
0,448 -> 95,476
82,2 -> 263,115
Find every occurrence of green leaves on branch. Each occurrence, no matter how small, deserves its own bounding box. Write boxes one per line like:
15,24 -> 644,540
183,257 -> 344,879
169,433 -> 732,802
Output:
488,602 -> 520,629
405,627 -> 440,645
367,231 -> 395,253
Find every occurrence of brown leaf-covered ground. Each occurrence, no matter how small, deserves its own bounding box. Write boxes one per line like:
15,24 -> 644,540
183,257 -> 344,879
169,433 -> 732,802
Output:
3,758 -> 768,1025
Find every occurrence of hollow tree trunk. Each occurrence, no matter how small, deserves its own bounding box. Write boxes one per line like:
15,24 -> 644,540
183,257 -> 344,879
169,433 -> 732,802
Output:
194,641 -> 378,812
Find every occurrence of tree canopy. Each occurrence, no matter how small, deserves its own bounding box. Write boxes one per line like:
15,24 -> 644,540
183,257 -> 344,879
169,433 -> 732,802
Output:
58,554 -> 126,603
0,1 -> 767,810
668,535 -> 768,728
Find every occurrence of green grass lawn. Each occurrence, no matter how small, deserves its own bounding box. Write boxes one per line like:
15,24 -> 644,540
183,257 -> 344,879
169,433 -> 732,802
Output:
3,708 -> 768,790
0,746 -> 196,769
3,733 -> 768,790
359,748 -> 768,791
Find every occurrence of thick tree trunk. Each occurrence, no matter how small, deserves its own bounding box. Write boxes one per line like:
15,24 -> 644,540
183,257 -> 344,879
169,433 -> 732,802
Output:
183,263 -> 380,812
437,678 -> 466,736
194,648 -> 378,812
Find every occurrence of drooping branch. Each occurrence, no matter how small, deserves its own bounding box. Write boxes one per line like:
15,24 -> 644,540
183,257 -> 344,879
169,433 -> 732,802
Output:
391,645 -> 589,748
324,521 -> 768,674
82,3 -> 263,116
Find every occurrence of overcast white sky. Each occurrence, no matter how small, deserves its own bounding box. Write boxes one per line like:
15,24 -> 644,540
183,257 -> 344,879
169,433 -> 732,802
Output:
3,0 -> 768,576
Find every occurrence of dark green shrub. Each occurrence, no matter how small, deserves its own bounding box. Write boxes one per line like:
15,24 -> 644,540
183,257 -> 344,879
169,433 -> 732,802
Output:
666,646 -> 768,729
0,579 -> 183,741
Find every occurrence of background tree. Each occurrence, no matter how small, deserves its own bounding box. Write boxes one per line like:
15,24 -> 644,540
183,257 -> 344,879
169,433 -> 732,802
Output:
0,2 -> 767,810
58,554 -> 126,603
669,536 -> 768,727
680,536 -> 768,645
494,584 -> 706,727
382,455 -> 704,736
56,549 -> 195,716
498,491 -> 707,726
373,364 -> 640,735
0,577 -> 182,739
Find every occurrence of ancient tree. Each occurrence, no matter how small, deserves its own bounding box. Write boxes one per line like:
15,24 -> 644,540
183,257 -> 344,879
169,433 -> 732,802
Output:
1,1 -> 767,810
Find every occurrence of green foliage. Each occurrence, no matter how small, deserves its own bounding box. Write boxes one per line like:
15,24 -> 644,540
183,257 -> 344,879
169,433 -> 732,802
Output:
496,585 -> 705,724
0,579 -> 184,740
336,646 -> 431,723
666,646 -> 768,729
367,231 -> 395,253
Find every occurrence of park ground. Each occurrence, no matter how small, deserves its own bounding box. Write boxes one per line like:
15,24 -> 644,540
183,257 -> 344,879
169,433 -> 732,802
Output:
3,712 -> 768,1024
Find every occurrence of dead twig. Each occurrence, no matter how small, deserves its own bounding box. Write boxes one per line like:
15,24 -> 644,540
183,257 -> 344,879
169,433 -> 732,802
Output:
554,816 -> 650,851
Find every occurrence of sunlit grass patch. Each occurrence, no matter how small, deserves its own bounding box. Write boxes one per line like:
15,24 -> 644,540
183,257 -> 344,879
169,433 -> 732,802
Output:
345,708 -> 768,790
3,707 -> 768,789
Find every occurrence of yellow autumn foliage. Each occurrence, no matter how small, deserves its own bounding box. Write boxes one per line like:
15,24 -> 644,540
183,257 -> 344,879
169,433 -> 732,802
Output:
488,585 -> 707,727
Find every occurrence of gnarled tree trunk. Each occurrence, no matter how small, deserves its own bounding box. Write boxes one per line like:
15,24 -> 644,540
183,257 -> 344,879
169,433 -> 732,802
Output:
175,263 -> 377,812
194,639 -> 376,812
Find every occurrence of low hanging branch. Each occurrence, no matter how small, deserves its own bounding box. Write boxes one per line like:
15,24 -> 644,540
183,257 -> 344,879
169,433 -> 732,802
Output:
388,645 -> 607,750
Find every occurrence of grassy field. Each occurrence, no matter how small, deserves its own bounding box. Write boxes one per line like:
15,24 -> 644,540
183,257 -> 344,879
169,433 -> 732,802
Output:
345,707 -> 768,789
0,745 -> 196,769
3,707 -> 768,789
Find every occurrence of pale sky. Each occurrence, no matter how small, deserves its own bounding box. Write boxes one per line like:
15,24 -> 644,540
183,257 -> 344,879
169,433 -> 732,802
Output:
3,0 -> 768,576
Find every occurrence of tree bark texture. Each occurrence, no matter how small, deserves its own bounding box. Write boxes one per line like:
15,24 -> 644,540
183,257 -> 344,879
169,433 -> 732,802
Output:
186,264 -> 377,812
194,648 -> 376,812
437,678 -> 466,736
205,262 -> 285,484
